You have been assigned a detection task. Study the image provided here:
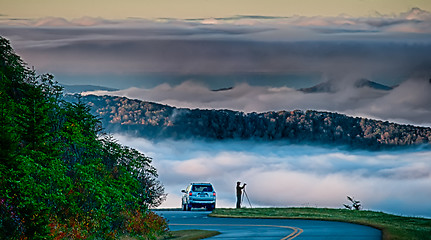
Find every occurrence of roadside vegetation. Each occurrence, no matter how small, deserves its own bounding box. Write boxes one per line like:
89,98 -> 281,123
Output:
120,229 -> 220,240
210,208 -> 431,240
0,36 -> 168,239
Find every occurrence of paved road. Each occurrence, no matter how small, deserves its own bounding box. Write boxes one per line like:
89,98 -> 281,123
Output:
158,210 -> 382,240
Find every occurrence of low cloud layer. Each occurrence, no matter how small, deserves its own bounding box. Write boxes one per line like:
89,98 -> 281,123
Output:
2,7 -> 431,219
86,76 -> 431,126
114,134 -> 431,217
2,8 -> 430,127
1,8 -> 430,80
2,10 -> 431,216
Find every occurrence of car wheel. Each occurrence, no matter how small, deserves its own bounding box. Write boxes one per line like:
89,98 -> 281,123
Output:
187,204 -> 192,211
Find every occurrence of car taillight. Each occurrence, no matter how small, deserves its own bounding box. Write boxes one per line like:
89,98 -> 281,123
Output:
213,192 -> 216,196
189,192 -> 193,196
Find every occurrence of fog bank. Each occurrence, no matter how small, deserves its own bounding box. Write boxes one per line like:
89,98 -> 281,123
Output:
87,77 -> 431,127
113,134 -> 431,218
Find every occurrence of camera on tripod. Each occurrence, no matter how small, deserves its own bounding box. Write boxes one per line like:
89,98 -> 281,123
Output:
241,183 -> 252,208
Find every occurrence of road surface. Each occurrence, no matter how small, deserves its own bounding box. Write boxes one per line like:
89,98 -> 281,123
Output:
158,210 -> 382,240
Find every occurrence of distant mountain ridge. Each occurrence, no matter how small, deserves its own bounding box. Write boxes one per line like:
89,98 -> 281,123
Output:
354,79 -> 393,90
300,79 -> 393,93
65,94 -> 431,150
62,84 -> 119,93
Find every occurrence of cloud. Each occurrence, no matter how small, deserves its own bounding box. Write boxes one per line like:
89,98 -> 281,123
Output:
85,76 -> 431,126
400,7 -> 431,21
2,21 -> 430,78
288,7 -> 431,34
113,134 -> 431,217
378,162 -> 431,180
353,78 -> 431,125
0,8 -> 429,40
2,8 -> 431,125
0,16 -> 119,27
1,7 -> 430,218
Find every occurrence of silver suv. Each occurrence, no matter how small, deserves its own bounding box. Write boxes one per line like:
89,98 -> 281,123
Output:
181,183 -> 216,211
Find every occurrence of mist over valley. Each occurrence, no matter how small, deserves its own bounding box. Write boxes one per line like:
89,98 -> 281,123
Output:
70,93 -> 431,150
67,93 -> 431,217
3,2 -> 431,239
3,5 -> 431,220
114,134 -> 431,218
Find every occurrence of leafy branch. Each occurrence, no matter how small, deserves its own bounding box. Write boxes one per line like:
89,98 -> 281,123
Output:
343,196 -> 361,210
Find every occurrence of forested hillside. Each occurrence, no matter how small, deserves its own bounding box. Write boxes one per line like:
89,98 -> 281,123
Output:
73,94 -> 431,150
0,37 -> 167,239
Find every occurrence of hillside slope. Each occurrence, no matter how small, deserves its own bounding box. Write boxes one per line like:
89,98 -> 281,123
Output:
68,94 -> 431,150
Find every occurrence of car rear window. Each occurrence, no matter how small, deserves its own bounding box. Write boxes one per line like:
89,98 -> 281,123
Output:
192,185 -> 213,192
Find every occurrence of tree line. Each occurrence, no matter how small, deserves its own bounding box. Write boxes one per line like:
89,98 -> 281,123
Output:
73,94 -> 431,150
0,37 -> 167,239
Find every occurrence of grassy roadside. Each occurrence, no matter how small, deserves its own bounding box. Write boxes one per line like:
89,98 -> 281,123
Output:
163,230 -> 221,240
120,229 -> 220,240
210,208 -> 431,240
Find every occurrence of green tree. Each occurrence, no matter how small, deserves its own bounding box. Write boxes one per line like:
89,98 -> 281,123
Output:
0,36 -> 167,239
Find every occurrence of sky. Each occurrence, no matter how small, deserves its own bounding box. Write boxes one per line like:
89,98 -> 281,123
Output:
2,3 -> 431,125
2,0 -> 431,19
2,0 -> 431,217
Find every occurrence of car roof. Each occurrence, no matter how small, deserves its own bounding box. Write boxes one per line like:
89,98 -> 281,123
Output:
190,183 -> 212,185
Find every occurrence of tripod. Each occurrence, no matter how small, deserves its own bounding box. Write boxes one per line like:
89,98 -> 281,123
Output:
241,187 -> 253,208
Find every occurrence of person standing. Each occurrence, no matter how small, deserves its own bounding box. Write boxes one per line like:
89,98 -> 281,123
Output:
236,181 -> 246,208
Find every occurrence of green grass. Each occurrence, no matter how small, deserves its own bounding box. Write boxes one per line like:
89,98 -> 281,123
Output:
210,208 -> 431,240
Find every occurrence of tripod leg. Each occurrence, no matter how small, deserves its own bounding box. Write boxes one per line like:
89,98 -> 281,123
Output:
244,190 -> 253,208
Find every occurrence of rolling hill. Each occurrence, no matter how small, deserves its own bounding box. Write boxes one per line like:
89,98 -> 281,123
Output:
65,94 -> 431,150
